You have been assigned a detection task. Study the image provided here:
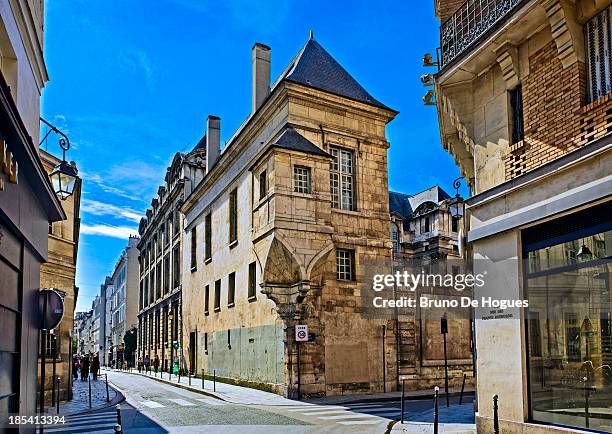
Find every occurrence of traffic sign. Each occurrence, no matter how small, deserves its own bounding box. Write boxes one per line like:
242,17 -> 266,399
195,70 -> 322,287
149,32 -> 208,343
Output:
39,289 -> 65,330
295,325 -> 308,342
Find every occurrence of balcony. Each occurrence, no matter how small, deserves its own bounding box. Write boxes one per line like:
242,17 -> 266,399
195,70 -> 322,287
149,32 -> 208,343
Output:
440,0 -> 528,69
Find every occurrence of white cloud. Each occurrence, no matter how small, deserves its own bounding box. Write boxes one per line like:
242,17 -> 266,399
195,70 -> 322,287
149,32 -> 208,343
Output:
81,198 -> 143,222
80,224 -> 138,239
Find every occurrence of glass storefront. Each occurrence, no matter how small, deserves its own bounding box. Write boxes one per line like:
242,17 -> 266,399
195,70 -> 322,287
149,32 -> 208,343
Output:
524,203 -> 612,432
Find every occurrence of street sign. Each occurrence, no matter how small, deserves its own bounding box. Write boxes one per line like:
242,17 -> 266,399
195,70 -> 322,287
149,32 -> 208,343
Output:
39,288 -> 64,330
295,325 -> 308,342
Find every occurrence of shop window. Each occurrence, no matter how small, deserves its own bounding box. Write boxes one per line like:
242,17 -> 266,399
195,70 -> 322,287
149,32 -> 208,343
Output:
523,202 -> 612,431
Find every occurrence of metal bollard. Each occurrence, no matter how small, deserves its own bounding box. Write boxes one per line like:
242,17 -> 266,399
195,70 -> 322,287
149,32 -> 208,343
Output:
459,373 -> 467,405
106,373 -> 110,402
213,370 -> 216,392
178,370 -> 181,384
433,386 -> 439,434
88,376 -> 92,408
493,394 -> 499,434
189,371 -> 191,386
56,377 -> 61,414
169,370 -> 172,381
115,404 -> 122,426
114,423 -> 123,434
201,370 -> 204,389
400,379 -> 405,424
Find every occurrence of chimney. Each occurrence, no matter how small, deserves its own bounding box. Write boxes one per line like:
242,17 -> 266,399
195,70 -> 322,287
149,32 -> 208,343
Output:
206,115 -> 221,173
252,43 -> 271,112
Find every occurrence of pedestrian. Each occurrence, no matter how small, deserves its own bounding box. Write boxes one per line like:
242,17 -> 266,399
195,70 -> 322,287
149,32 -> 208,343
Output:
153,354 -> 159,373
91,354 -> 100,380
72,357 -> 79,380
144,354 -> 150,373
81,356 -> 90,381
137,356 -> 143,373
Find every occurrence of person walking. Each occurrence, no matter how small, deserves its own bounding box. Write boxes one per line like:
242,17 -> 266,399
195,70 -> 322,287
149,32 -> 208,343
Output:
144,354 -> 150,373
153,354 -> 160,374
137,356 -> 143,373
91,355 -> 100,380
72,357 -> 79,380
81,356 -> 90,381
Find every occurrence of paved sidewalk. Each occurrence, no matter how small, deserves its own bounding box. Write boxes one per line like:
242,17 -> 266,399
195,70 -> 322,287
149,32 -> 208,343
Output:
105,367 -> 302,406
390,400 -> 476,433
47,373 -> 121,415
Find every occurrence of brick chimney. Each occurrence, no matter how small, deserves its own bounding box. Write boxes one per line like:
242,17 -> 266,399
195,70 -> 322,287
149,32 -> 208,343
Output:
252,43 -> 271,112
206,115 -> 221,173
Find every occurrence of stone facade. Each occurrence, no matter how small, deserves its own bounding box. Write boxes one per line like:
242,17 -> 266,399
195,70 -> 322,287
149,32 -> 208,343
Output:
39,149 -> 81,403
433,0 -> 612,432
389,186 -> 474,389
137,144 -> 206,373
181,37 -> 400,398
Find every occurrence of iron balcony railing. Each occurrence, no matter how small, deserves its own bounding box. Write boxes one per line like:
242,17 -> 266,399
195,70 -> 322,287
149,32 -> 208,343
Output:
440,0 -> 527,68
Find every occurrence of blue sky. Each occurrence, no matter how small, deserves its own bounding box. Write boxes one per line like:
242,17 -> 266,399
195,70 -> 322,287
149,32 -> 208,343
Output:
41,1 -> 464,312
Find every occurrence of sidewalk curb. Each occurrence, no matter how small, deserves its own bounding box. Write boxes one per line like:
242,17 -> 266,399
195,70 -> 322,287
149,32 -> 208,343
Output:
106,368 -> 228,402
61,383 -> 125,417
305,390 -> 475,406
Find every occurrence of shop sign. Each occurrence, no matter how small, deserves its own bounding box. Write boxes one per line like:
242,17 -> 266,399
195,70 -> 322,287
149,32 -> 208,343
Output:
0,139 -> 18,191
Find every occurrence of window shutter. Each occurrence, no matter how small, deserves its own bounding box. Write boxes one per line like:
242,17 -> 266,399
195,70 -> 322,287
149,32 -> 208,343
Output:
585,6 -> 612,102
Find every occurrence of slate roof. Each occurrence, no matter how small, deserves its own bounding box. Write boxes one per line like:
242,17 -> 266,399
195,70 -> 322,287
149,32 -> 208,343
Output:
278,37 -> 396,113
193,133 -> 206,151
271,127 -> 330,157
389,186 -> 452,219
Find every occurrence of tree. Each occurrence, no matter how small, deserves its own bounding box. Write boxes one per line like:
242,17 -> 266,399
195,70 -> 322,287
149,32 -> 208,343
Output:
123,327 -> 137,366
72,336 -> 78,355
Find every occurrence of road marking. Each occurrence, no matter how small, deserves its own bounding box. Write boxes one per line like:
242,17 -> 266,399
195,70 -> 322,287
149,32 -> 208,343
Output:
355,407 -> 399,413
168,398 -> 196,406
195,398 -> 227,405
288,406 -> 344,412
337,420 -> 382,425
346,404 -> 386,409
300,410 -> 349,416
45,422 -> 117,433
140,400 -> 165,408
318,414 -> 380,420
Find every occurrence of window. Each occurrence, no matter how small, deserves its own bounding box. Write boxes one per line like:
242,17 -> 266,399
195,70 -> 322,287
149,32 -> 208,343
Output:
294,166 -> 311,193
452,216 -> 459,233
585,6 -> 612,101
163,255 -> 170,294
172,246 -> 180,288
204,332 -> 208,354
330,147 -> 355,210
391,223 -> 400,253
510,85 -> 524,144
424,217 -> 430,233
229,188 -> 238,244
204,285 -> 210,315
156,266 -> 161,299
336,249 -> 355,281
228,272 -> 235,307
166,216 -> 172,244
214,279 -> 221,311
173,210 -> 179,236
204,213 -> 212,261
523,203 -> 612,431
248,262 -> 257,300
190,227 -> 197,270
259,170 -> 267,199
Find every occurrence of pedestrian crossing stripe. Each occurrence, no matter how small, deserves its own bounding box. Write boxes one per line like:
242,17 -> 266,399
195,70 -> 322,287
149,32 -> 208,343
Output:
195,398 -> 226,405
287,406 -> 345,412
168,398 -> 196,406
44,421 -> 117,433
337,420 -> 382,425
318,414 -> 380,420
140,400 -> 165,408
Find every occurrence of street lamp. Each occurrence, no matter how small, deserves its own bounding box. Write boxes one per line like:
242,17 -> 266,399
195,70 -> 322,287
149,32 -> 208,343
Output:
40,117 -> 78,199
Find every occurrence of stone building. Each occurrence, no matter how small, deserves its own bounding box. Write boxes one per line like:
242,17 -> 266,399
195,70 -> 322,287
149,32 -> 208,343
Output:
108,236 -> 140,367
0,0 -> 66,421
136,142 -> 206,372
181,36 -> 398,398
39,149 -> 81,402
98,276 -> 113,366
389,186 -> 473,389
432,0 -> 612,432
